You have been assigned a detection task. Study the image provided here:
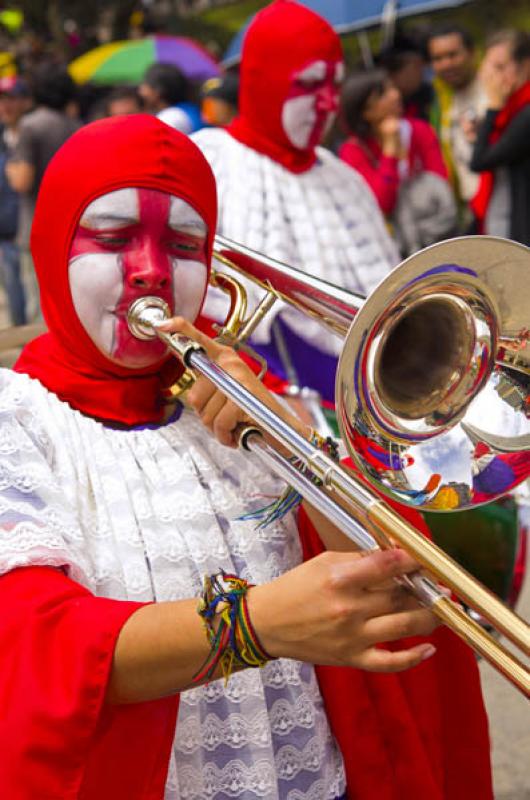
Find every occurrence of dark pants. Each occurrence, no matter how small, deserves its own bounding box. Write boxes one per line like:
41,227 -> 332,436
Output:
0,239 -> 26,325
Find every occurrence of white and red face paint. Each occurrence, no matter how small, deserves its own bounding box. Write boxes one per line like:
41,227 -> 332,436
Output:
68,188 -> 208,369
281,59 -> 344,150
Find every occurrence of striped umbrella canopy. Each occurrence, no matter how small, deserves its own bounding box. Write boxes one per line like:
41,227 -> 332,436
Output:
69,35 -> 220,85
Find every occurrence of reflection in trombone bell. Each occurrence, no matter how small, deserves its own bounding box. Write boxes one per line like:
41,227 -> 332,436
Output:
212,233 -> 529,513
472,443 -> 530,504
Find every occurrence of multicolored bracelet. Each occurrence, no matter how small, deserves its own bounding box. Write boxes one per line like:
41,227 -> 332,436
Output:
192,570 -> 273,686
308,429 -> 340,463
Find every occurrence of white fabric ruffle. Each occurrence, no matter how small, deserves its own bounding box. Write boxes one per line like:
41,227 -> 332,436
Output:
0,369 -> 345,800
192,128 -> 399,356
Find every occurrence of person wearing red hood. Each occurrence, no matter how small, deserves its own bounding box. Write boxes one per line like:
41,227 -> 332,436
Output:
192,0 -> 400,405
0,115 -> 492,800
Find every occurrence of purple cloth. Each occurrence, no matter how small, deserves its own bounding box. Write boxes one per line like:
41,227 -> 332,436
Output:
253,317 -> 338,402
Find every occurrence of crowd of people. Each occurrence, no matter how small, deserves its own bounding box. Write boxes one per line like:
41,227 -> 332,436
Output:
0,14 -> 528,330
0,1 -> 527,798
0,57 -> 238,327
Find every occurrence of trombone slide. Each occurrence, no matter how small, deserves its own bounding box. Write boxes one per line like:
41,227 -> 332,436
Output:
127,299 -> 530,697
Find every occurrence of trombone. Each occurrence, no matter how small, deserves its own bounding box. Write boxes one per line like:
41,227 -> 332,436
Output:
127,234 -> 530,696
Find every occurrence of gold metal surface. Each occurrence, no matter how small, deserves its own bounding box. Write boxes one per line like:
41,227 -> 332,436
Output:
432,596 -> 530,696
167,268 -> 250,398
368,501 -> 530,658
210,270 -> 247,340
213,234 -> 530,511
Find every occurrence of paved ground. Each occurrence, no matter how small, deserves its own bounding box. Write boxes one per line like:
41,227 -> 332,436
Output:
0,290 -> 529,798
479,574 -> 530,800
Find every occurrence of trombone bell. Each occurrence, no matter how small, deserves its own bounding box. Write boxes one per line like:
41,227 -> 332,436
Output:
336,236 -> 530,511
213,233 -> 530,512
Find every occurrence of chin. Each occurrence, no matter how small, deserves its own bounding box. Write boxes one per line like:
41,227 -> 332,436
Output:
116,348 -> 169,370
116,355 -> 167,369
100,339 -> 169,370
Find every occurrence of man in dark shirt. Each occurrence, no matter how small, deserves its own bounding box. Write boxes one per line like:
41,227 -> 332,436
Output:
0,76 -> 31,326
6,64 -> 80,320
377,35 -> 434,121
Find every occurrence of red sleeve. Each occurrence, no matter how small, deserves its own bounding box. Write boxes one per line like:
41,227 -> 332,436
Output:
411,118 -> 449,179
296,481 -> 493,800
0,567 -> 178,800
339,138 -> 400,214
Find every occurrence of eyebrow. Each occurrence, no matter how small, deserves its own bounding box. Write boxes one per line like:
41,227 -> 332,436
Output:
80,213 -> 138,230
297,61 -> 327,80
169,219 -> 207,236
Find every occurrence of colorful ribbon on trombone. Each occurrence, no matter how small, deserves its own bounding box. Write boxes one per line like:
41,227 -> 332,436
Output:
238,429 -> 340,528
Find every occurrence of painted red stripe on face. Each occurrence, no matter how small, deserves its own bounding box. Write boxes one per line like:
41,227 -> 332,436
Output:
69,188 -> 209,368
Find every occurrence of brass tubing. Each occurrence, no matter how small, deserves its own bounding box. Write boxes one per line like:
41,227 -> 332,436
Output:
128,296 -> 530,696
368,502 -> 530,658
431,596 -> 530,696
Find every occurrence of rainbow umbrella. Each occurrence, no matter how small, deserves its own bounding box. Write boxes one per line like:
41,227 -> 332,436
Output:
0,52 -> 16,79
69,35 -> 220,85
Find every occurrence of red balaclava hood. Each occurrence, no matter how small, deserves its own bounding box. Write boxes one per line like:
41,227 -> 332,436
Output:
228,0 -> 343,173
15,114 -> 217,425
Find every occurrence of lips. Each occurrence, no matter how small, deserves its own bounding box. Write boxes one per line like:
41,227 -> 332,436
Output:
112,294 -> 173,318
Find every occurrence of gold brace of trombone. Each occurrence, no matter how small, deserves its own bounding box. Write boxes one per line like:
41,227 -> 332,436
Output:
127,233 -> 530,697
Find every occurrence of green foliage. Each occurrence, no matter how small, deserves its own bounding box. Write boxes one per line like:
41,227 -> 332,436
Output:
163,13 -> 238,54
200,1 -> 267,34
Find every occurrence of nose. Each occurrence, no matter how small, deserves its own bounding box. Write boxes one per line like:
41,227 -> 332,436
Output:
125,242 -> 170,292
315,83 -> 338,113
127,264 -> 170,290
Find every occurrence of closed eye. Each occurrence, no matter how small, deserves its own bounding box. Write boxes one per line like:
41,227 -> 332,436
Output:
168,241 -> 200,252
166,234 -> 206,255
297,78 -> 321,90
95,234 -> 131,247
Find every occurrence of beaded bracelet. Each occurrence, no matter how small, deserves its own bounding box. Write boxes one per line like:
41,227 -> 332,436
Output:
238,428 -> 340,529
192,570 -> 273,686
308,429 -> 340,463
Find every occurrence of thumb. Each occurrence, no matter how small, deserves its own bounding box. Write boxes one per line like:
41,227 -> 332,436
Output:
156,316 -> 225,362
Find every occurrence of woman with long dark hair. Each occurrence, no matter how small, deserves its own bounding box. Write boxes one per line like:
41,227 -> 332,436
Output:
339,69 -> 456,254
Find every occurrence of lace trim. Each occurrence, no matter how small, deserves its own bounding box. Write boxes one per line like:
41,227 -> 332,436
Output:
171,759 -> 277,799
0,370 -> 346,800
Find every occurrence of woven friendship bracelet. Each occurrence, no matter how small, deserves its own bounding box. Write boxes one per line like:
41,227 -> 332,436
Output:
308,429 -> 340,463
192,570 -> 273,686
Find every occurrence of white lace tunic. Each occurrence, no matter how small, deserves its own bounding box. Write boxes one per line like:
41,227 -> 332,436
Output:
192,128 -> 399,355
0,369 -> 346,800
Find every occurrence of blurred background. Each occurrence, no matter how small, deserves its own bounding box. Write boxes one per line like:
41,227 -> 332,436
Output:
0,1 -> 528,796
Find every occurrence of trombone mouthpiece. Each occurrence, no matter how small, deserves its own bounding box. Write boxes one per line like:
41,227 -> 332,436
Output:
127,296 -> 171,340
